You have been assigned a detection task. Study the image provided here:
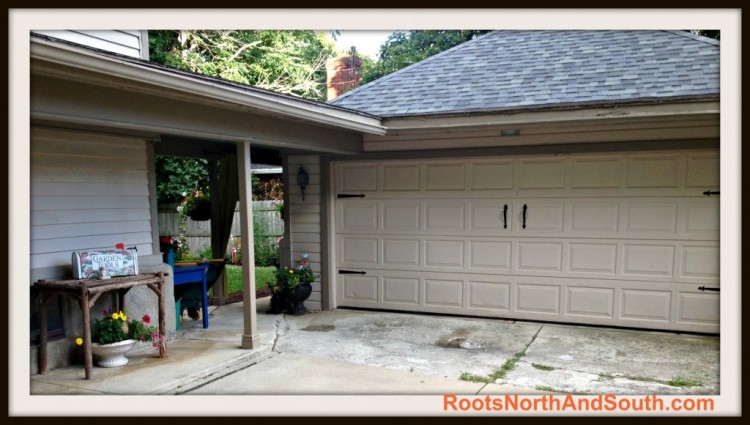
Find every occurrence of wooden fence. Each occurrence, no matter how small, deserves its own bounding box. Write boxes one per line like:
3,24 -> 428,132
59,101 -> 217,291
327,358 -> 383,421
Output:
157,201 -> 284,257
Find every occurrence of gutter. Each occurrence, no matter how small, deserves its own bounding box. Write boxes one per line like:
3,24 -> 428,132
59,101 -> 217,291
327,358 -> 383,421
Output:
30,37 -> 387,136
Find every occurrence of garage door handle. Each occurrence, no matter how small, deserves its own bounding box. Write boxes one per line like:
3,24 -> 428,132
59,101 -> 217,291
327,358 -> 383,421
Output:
503,204 -> 508,229
339,270 -> 366,275
522,204 -> 528,229
337,194 -> 366,199
698,286 -> 720,292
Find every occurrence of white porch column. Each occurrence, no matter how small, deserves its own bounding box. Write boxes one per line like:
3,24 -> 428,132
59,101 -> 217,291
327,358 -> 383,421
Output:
238,141 -> 259,349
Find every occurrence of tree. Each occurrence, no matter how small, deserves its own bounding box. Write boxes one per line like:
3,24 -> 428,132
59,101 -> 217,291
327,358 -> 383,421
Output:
149,30 -> 338,101
154,156 -> 209,203
690,30 -> 720,41
360,30 -> 490,84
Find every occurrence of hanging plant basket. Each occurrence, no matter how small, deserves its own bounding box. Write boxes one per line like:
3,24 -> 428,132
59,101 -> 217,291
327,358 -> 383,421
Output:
187,199 -> 211,221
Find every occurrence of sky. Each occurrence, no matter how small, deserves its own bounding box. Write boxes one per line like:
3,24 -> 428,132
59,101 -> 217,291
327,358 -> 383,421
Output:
332,30 -> 394,59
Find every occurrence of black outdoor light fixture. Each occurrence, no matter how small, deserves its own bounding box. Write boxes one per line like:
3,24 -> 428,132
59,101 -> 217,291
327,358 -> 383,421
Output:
297,166 -> 310,201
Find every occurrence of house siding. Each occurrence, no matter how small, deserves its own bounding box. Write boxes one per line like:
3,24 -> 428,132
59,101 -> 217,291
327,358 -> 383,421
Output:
31,127 -> 155,275
32,30 -> 148,59
286,155 -> 322,311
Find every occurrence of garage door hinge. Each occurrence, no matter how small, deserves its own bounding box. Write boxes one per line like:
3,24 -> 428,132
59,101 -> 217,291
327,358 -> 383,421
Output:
337,193 -> 366,199
698,286 -> 720,292
338,270 -> 367,275
703,190 -> 720,197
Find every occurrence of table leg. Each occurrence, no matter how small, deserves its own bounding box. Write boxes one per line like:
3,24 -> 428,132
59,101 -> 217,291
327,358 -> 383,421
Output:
158,272 -> 167,358
202,269 -> 209,329
80,291 -> 93,380
37,292 -> 50,375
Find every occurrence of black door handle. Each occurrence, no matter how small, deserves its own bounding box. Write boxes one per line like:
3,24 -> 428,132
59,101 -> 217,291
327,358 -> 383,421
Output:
503,204 -> 508,229
338,270 -> 366,275
522,204 -> 527,229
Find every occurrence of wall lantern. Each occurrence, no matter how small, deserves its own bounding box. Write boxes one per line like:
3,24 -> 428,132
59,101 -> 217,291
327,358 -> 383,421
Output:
297,166 -> 310,201
500,129 -> 521,137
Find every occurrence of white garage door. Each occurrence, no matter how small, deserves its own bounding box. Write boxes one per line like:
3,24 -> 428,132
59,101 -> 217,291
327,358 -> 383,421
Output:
333,150 -> 719,333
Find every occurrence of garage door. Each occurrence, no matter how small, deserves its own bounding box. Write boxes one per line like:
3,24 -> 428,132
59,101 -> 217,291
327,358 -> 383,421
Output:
333,150 -> 719,333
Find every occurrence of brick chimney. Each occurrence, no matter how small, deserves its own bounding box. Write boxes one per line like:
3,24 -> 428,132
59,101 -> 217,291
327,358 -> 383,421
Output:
326,53 -> 363,100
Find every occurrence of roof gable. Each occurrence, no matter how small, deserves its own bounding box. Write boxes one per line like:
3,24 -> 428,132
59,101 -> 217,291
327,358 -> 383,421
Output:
330,30 -> 719,117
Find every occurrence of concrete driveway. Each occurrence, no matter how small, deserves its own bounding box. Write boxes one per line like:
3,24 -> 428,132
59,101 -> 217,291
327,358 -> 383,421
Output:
30,297 -> 719,396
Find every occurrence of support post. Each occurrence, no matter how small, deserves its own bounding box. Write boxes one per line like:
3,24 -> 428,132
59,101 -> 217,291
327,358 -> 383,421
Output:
238,141 -> 259,349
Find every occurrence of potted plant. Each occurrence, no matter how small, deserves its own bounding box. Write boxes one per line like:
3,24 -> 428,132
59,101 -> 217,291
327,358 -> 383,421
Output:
76,308 -> 162,368
267,255 -> 317,315
181,190 -> 211,221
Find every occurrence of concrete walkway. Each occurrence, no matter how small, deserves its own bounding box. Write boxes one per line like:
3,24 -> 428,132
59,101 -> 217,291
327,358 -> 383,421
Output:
30,297 -> 719,396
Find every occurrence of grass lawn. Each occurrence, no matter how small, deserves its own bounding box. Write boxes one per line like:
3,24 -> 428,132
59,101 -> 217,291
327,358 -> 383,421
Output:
224,265 -> 276,295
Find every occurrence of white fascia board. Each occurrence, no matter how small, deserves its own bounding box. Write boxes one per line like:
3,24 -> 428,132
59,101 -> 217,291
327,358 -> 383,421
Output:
30,38 -> 386,136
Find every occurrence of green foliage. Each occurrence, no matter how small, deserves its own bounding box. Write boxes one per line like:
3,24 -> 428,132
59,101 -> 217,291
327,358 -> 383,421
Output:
90,310 -> 159,346
148,30 -> 338,101
532,363 -> 556,371
155,156 -> 210,203
690,30 -> 720,40
667,376 -> 703,387
361,30 -> 490,84
225,265 -> 277,293
253,209 -> 280,266
273,265 -> 316,291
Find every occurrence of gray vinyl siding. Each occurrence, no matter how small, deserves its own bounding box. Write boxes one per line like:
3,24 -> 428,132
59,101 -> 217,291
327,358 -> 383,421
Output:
32,30 -> 147,59
286,155 -> 322,311
30,127 -> 155,273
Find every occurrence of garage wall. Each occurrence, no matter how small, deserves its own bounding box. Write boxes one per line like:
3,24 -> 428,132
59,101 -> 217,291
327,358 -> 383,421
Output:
31,127 -> 155,279
286,154 -> 322,311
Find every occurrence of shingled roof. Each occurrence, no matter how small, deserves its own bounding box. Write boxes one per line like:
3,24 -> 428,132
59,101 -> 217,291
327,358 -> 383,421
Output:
330,30 -> 720,117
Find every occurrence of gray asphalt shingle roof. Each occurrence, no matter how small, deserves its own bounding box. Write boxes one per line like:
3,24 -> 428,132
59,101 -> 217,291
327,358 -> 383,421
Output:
330,30 -> 719,117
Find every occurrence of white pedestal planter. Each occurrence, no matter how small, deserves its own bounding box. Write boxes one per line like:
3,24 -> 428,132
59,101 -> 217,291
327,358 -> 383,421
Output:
91,339 -> 136,368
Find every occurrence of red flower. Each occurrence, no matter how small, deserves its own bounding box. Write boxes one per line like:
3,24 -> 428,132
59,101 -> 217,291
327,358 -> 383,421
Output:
142,314 -> 151,324
160,236 -> 171,244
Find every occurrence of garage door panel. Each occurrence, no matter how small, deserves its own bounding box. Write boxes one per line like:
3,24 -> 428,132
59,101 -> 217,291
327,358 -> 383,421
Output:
518,159 -> 566,189
627,156 -> 680,188
469,241 -> 512,270
516,284 -> 561,314
568,243 -> 617,274
383,239 -> 421,266
620,289 -> 672,322
626,202 -> 678,233
677,292 -> 719,324
518,242 -> 563,272
383,163 -> 420,191
425,279 -> 464,307
469,161 -> 514,190
686,153 -> 719,187
383,277 -> 420,305
571,158 -> 621,188
684,201 -> 720,234
623,245 -> 675,276
341,237 -> 378,265
425,203 -> 465,231
570,202 -> 619,233
470,202 -> 513,231
425,163 -> 466,190
521,202 -> 565,232
680,246 -> 720,278
425,240 -> 464,268
383,202 -> 420,232
566,287 -> 615,318
340,203 -> 379,232
340,275 -> 379,302
469,281 -> 511,310
340,163 -> 378,192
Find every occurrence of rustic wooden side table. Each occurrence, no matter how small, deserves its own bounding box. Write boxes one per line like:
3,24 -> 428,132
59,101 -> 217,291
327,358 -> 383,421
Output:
33,272 -> 168,380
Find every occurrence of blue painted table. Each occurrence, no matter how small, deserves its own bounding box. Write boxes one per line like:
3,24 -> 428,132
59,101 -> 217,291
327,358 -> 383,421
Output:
173,264 -> 209,329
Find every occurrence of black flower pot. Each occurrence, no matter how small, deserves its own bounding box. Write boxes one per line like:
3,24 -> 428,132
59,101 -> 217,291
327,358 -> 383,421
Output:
287,282 -> 312,315
266,286 -> 290,314
188,201 -> 211,221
